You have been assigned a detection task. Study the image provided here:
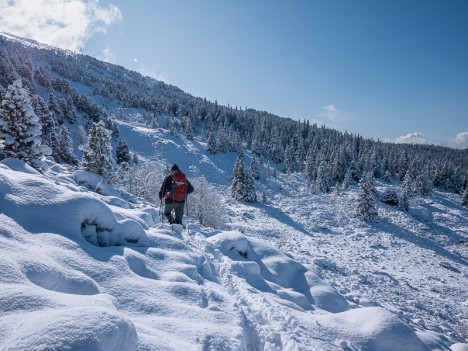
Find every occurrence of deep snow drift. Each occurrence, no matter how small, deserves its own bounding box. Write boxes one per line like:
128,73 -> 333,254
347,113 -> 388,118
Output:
0,124 -> 467,350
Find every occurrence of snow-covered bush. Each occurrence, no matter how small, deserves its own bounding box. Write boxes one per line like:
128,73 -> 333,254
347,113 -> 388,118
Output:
189,177 -> 225,229
115,162 -> 166,203
455,320 -> 468,338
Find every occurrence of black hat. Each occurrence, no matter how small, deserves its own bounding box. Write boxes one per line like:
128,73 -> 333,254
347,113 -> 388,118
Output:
171,164 -> 180,171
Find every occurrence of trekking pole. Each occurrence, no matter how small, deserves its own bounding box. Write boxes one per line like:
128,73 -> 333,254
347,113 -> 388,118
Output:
186,195 -> 190,235
159,198 -> 163,225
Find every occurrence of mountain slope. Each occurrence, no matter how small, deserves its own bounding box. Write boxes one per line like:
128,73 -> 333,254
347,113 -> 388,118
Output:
0,32 -> 467,351
0,136 -> 467,350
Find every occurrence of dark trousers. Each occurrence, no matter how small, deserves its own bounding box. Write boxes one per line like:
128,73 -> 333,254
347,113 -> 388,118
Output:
164,200 -> 185,224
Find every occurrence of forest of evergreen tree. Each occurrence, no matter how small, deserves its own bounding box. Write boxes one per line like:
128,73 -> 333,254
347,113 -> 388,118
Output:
1,34 -> 467,201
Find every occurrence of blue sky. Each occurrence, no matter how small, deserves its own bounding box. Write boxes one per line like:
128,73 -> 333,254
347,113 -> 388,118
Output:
0,0 -> 467,148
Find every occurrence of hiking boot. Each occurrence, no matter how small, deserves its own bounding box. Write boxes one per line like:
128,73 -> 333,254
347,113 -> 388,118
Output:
166,215 -> 175,224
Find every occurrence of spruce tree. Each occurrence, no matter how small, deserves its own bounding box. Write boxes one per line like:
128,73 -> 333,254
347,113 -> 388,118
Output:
415,165 -> 433,196
81,121 -> 113,177
304,149 -> 316,181
231,153 -> 256,202
353,173 -> 378,221
383,170 -> 391,182
48,87 -> 62,123
316,160 -> 331,193
250,155 -> 260,180
342,169 -> 352,189
184,117 -> 194,140
399,173 -> 412,212
31,95 -> 57,149
461,187 -> 468,207
216,127 -> 227,153
116,138 -> 131,165
231,153 -> 245,201
283,144 -> 295,174
399,185 -> 410,212
206,129 -> 216,154
55,124 -> 78,165
0,79 -> 50,170
243,168 -> 257,202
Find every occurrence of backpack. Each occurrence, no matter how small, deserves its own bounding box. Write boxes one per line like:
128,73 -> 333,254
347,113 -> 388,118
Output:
167,171 -> 188,202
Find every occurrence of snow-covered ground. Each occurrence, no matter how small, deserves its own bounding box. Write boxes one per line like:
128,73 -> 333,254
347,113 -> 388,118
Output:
0,122 -> 467,350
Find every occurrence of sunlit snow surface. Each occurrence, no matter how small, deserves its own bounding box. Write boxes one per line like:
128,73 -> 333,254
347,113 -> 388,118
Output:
0,124 -> 467,350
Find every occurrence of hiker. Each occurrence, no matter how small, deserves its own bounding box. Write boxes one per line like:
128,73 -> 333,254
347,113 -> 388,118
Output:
158,164 -> 194,225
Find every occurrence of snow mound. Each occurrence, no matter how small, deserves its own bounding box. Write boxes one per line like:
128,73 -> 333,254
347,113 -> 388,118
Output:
316,306 -> 430,351
0,162 -> 148,246
207,231 -> 314,309
306,270 -> 350,313
1,307 -> 137,351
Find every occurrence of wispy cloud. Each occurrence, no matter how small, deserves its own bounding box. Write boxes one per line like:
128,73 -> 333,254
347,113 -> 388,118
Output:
0,0 -> 122,52
453,131 -> 468,149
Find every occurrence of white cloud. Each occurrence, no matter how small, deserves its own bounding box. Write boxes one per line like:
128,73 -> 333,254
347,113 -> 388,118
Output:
320,104 -> 338,121
0,0 -> 122,52
318,104 -> 353,123
393,132 -> 431,145
454,131 -> 468,149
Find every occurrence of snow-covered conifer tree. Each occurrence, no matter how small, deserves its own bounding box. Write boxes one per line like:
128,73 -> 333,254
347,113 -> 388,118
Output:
48,88 -> 62,123
415,165 -> 433,196
55,124 -> 78,165
402,171 -> 414,196
231,153 -> 256,202
81,121 -> 113,177
399,186 -> 410,212
206,129 -> 216,154
231,153 -> 245,201
397,151 -> 409,180
342,169 -> 352,189
398,174 -> 412,212
0,79 -> 51,170
215,127 -> 227,153
283,144 -> 295,174
304,149 -> 316,181
461,186 -> 468,207
383,170 -> 391,182
250,155 -> 260,180
316,160 -> 331,193
295,138 -> 306,172
31,95 -> 56,148
184,116 -> 194,140
116,138 -> 131,165
353,173 -> 378,221
243,168 -> 257,202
